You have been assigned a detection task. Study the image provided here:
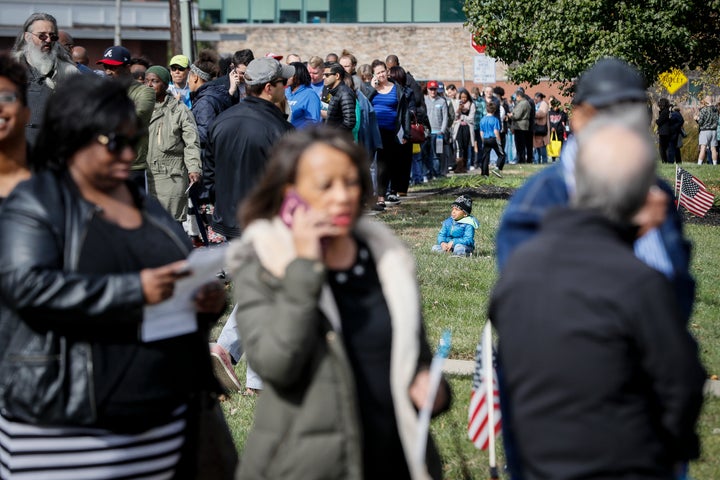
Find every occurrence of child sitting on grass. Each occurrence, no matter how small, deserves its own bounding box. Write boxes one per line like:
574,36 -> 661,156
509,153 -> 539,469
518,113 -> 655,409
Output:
431,195 -> 479,257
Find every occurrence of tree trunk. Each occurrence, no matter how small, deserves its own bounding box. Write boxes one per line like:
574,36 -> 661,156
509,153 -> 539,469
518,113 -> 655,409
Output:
169,0 -> 182,57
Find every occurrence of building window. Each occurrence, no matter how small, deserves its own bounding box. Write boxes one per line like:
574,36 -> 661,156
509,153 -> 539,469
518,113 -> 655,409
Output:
307,10 -> 327,23
440,0 -> 465,22
280,10 -> 301,22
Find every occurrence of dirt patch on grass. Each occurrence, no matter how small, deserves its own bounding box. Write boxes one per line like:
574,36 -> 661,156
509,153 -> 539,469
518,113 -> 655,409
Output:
681,207 -> 720,226
433,185 -> 515,200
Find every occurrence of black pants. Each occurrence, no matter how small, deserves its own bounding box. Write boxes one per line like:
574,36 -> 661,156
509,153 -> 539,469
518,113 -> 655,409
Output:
514,130 -> 531,164
658,134 -> 670,163
395,141 -> 413,194
455,124 -> 471,160
482,138 -> 505,176
377,128 -> 402,198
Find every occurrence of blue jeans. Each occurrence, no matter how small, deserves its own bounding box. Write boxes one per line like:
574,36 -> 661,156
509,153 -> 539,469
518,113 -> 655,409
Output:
422,134 -> 441,178
217,304 -> 263,390
431,243 -> 473,256
533,146 -> 548,164
411,150 -> 424,184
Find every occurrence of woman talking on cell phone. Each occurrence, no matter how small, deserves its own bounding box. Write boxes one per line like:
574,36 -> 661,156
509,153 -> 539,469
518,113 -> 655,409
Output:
227,127 -> 451,479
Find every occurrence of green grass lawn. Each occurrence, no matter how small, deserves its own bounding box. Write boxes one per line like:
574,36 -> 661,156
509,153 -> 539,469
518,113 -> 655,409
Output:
217,161 -> 720,478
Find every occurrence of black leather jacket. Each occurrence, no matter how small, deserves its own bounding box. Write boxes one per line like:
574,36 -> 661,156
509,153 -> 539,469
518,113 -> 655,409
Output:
0,170 -> 217,427
326,82 -> 357,132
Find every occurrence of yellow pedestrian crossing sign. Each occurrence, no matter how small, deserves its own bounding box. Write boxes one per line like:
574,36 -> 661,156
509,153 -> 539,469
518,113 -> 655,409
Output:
658,69 -> 688,95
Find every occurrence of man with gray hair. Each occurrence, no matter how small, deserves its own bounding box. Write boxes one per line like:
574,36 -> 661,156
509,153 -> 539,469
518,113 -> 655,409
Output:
490,121 -> 705,480
12,12 -> 78,146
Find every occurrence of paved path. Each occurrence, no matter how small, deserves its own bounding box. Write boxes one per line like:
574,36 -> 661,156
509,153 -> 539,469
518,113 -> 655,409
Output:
442,360 -> 720,397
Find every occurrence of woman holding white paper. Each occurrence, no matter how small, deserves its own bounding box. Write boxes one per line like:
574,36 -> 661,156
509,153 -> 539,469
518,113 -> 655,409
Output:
0,74 -> 231,479
228,127 -> 450,479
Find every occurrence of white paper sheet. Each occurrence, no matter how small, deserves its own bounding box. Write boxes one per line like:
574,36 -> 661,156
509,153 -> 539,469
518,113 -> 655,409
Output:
141,244 -> 228,342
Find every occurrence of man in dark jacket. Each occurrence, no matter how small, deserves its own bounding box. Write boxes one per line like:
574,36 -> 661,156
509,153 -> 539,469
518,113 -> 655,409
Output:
204,58 -> 295,396
203,57 -> 294,240
321,62 -> 356,132
491,121 -> 705,480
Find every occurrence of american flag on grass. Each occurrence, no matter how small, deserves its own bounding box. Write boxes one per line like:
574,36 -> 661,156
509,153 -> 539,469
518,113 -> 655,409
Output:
468,322 -> 502,450
675,167 -> 715,217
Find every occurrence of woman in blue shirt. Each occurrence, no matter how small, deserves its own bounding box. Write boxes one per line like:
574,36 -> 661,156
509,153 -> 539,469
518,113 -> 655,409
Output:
367,60 -> 410,211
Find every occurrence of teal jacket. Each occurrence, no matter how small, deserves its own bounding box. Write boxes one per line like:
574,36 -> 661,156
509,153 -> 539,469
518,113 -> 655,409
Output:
436,215 -> 479,250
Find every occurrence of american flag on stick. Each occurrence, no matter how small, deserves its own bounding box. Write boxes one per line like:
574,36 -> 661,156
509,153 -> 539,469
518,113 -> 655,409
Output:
468,322 -> 502,478
675,166 -> 715,217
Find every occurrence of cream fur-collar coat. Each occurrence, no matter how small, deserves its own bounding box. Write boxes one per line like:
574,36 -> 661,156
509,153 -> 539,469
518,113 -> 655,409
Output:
226,216 -> 441,480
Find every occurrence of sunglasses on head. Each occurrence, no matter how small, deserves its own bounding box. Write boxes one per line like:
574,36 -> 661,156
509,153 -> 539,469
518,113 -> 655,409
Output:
28,31 -> 59,42
96,132 -> 142,154
170,65 -> 187,72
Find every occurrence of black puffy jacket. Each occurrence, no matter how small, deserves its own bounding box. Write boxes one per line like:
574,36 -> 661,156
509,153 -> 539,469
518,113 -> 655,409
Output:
0,170 -> 218,428
325,82 -> 357,132
191,82 -> 233,148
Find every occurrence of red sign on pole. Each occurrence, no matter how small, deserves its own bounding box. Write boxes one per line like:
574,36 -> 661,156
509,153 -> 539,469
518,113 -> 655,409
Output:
471,36 -> 486,54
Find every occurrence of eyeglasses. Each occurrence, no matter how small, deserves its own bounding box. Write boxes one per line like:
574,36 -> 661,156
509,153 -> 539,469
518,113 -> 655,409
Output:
0,92 -> 19,105
28,31 -> 58,43
96,132 -> 142,154
170,65 -> 187,72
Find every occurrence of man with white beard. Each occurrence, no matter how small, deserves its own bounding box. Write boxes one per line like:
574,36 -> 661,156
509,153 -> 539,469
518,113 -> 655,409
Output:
12,12 -> 78,147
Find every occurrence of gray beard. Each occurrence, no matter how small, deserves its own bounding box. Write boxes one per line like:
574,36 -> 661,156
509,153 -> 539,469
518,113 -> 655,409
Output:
24,43 -> 57,77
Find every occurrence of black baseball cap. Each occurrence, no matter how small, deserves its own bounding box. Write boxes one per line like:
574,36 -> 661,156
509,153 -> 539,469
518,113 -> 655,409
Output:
572,57 -> 647,107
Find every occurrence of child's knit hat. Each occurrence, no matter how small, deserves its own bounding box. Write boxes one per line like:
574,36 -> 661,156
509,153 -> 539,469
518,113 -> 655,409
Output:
452,195 -> 472,214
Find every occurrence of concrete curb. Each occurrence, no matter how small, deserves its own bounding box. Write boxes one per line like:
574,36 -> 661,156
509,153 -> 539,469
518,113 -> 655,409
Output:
443,359 -> 720,397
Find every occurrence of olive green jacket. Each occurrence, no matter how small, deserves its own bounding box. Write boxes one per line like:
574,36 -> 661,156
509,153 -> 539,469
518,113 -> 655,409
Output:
226,217 -> 446,480
146,96 -> 201,221
128,82 -> 155,171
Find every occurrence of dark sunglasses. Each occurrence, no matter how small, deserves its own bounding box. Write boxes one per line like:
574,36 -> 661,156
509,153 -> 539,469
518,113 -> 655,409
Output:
170,65 -> 187,72
322,72 -> 336,77
96,132 -> 142,154
29,31 -> 59,42
272,78 -> 288,86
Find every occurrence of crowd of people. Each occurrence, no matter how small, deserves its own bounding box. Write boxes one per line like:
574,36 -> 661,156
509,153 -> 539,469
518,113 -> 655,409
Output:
0,11 -> 456,479
0,9 -> 712,480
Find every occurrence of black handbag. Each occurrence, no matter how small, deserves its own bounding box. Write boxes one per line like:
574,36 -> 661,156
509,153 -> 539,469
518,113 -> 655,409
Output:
533,122 -> 548,136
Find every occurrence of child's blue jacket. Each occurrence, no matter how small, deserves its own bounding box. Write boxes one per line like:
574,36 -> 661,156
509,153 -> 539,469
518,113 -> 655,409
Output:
436,216 -> 479,249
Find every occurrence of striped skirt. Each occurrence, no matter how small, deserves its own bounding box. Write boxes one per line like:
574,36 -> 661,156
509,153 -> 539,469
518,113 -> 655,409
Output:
0,408 -> 186,479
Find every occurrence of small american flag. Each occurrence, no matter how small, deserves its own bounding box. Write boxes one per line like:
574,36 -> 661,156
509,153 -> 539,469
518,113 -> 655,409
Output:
675,167 -> 715,217
468,322 -> 502,450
